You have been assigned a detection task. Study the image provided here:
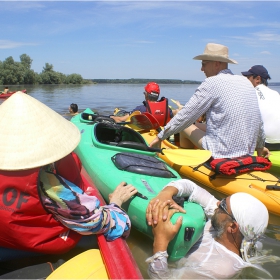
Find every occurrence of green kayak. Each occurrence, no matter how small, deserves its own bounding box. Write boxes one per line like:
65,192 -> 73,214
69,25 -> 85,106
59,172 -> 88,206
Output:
71,109 -> 206,262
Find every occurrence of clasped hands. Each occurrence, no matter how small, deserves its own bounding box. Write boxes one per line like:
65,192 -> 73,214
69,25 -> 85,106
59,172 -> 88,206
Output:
145,188 -> 186,253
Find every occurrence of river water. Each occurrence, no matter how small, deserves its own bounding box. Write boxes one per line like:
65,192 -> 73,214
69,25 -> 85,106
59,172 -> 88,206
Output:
1,83 -> 280,278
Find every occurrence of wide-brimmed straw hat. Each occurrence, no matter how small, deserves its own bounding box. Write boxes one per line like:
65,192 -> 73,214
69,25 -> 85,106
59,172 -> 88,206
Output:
0,92 -> 81,170
193,43 -> 238,64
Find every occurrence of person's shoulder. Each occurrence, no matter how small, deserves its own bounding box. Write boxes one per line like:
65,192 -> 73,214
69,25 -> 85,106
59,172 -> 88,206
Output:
133,104 -> 146,113
257,84 -> 280,96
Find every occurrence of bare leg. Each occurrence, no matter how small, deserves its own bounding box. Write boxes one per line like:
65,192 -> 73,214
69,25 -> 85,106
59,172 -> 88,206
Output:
194,122 -> 206,132
179,124 -> 205,149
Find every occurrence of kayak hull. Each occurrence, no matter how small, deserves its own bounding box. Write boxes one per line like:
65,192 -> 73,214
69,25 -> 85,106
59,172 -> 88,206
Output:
0,89 -> 27,99
71,109 -> 206,262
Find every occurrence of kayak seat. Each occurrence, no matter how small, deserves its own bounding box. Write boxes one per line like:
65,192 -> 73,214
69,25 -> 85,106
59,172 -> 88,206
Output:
94,123 -> 147,146
112,152 -> 177,178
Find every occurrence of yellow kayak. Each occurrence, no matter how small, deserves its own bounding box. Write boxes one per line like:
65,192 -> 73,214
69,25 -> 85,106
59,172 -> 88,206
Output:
139,129 -> 280,217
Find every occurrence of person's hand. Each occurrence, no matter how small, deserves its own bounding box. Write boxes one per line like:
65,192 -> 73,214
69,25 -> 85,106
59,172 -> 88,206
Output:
146,186 -> 186,226
149,136 -> 162,149
256,147 -> 270,158
109,182 -> 138,207
150,201 -> 183,253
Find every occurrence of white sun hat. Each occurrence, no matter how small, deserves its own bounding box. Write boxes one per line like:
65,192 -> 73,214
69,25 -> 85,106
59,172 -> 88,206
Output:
193,43 -> 238,64
0,92 -> 81,170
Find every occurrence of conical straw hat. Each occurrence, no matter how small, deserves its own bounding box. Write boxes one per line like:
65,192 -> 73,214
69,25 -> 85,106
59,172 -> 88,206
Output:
0,92 -> 81,170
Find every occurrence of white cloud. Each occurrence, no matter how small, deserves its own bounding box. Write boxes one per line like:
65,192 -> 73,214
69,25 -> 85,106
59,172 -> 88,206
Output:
260,51 -> 271,55
0,40 -> 38,49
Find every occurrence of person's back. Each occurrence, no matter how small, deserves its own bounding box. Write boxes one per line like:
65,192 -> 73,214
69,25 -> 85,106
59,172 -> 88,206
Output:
0,93 -> 137,254
255,84 -> 280,143
149,43 -> 266,159
111,82 -> 173,124
200,71 -> 262,158
242,65 -> 280,146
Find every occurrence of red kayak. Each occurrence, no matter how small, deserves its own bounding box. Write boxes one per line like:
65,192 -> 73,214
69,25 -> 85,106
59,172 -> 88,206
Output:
0,89 -> 27,99
81,168 -> 143,279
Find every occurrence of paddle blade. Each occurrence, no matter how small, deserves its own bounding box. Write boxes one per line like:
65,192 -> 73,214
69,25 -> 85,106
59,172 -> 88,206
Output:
162,149 -> 212,166
142,112 -> 161,130
130,114 -> 154,130
126,110 -> 141,122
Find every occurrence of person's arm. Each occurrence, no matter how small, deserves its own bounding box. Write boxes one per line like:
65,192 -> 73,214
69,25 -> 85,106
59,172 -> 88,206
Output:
156,83 -> 212,142
146,179 -> 218,279
146,202 -> 182,279
110,114 -> 130,123
255,120 -> 270,158
146,179 -> 218,226
40,171 -> 137,240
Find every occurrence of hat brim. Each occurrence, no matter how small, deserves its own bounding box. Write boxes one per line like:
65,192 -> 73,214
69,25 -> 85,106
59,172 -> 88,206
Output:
193,54 -> 238,64
241,71 -> 253,76
0,92 -> 81,170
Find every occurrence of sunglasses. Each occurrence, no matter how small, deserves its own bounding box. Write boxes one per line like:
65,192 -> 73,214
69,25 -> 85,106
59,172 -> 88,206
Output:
219,198 -> 236,221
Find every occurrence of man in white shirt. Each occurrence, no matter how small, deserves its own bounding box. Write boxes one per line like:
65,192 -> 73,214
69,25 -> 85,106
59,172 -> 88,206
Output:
242,65 -> 280,150
145,179 -> 277,279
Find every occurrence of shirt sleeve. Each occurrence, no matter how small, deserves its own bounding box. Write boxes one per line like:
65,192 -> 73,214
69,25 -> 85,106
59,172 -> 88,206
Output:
157,81 -> 213,140
39,170 -> 131,240
164,179 -> 218,218
256,119 -> 265,149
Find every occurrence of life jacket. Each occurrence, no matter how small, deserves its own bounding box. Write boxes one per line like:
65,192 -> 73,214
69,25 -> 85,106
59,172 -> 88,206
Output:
0,152 -> 83,254
209,155 -> 272,176
146,97 -> 171,126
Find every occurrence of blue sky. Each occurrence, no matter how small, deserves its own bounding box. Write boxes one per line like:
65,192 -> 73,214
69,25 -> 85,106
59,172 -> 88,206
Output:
1,1 -> 280,81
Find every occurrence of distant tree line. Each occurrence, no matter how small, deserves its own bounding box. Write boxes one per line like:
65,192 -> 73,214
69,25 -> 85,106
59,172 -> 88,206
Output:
0,54 -> 86,85
87,78 -> 201,84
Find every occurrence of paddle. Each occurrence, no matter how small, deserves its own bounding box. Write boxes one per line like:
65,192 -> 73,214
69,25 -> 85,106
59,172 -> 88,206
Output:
142,112 -> 161,131
119,111 -> 142,130
171,98 -> 183,109
129,114 -> 155,130
161,148 -> 212,166
116,141 -> 212,166
126,110 -> 141,121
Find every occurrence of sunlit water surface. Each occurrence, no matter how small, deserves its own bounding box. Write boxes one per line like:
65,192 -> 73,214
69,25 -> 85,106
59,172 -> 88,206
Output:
1,84 -> 280,278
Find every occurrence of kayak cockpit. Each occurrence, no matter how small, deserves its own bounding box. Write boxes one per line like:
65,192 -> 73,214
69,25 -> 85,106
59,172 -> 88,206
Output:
94,122 -> 148,148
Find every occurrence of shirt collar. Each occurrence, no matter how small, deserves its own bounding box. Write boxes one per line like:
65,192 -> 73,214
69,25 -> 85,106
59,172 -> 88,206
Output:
218,69 -> 233,75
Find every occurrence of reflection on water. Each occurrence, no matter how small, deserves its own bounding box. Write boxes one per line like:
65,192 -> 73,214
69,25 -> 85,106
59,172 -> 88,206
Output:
1,84 -> 280,278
